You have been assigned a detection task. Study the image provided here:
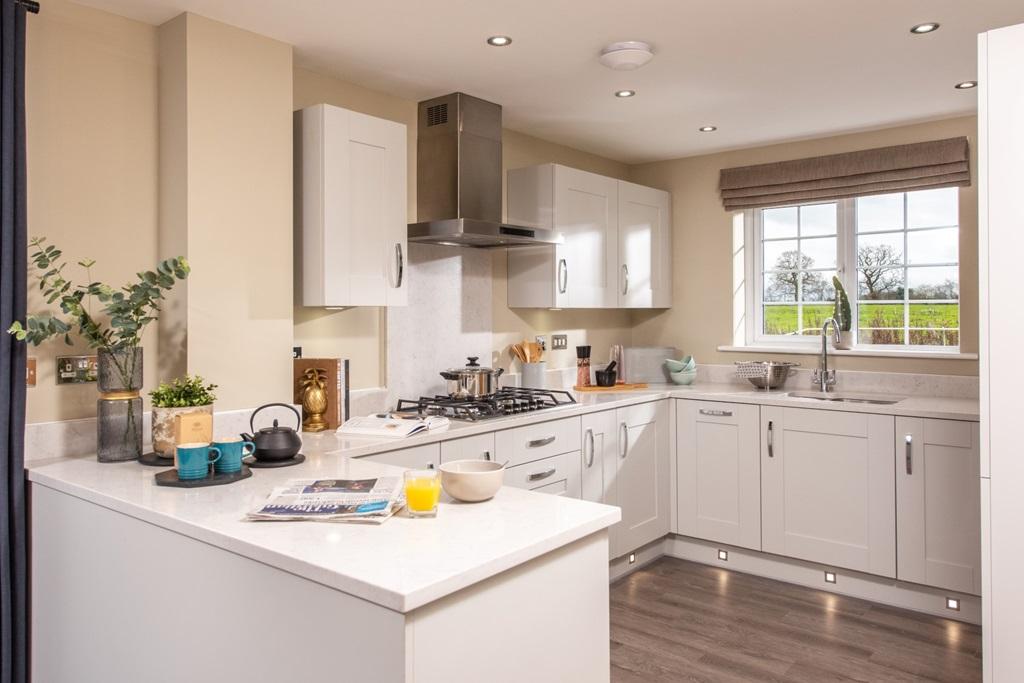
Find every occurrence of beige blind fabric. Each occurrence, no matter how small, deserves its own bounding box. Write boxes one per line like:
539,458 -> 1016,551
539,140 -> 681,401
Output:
719,137 -> 970,210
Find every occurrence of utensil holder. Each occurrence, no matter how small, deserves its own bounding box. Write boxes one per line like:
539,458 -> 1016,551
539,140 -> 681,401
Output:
521,362 -> 546,389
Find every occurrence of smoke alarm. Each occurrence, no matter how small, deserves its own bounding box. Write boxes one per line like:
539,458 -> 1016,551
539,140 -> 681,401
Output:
599,41 -> 654,71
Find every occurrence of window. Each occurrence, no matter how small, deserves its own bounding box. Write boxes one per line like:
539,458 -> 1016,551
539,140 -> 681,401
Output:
743,187 -> 959,350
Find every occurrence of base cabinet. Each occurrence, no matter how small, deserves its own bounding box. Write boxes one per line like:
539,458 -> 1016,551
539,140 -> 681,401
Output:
613,401 -> 671,558
761,407 -> 896,577
582,410 -> 621,557
676,401 -> 761,551
896,417 -> 982,595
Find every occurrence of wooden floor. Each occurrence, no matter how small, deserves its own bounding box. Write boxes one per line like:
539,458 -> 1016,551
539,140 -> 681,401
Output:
610,557 -> 982,683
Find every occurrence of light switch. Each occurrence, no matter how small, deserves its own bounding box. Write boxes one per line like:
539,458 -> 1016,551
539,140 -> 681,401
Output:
551,334 -> 568,350
26,357 -> 36,387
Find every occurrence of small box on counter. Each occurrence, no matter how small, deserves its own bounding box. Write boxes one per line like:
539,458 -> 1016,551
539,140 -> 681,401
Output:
175,412 -> 213,446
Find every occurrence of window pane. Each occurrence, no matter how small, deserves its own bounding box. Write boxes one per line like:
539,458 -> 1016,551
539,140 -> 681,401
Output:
907,187 -> 958,229
856,193 -> 903,233
800,203 -> 837,236
764,272 -> 797,302
858,232 -> 904,266
909,302 -> 959,332
859,303 -> 905,345
763,305 -> 799,336
800,270 -> 836,302
763,240 -> 798,271
802,304 -> 835,336
858,267 -> 904,300
907,266 -> 959,300
800,236 -> 837,270
763,207 -> 798,239
907,227 -> 957,265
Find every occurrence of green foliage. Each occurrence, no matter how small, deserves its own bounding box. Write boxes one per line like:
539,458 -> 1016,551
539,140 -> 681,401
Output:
6,237 -> 189,351
149,375 -> 218,408
832,276 -> 852,332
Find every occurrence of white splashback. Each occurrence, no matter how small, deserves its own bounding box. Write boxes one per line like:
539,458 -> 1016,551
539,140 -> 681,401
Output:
386,244 -> 493,406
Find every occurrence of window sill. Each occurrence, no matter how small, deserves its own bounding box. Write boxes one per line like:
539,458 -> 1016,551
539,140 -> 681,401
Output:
717,345 -> 978,361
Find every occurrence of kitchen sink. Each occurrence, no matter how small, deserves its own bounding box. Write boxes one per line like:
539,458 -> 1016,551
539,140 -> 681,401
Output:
786,390 -> 905,405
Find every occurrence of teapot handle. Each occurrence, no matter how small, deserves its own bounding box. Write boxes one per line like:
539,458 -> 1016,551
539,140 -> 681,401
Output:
250,403 -> 302,434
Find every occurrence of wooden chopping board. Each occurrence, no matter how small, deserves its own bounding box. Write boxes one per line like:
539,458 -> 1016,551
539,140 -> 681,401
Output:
573,383 -> 649,392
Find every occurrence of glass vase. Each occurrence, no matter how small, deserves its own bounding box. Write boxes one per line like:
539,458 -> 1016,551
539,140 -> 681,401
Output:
96,347 -> 144,462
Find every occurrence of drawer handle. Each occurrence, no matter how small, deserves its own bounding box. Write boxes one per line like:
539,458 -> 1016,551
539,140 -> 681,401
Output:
483,451 -> 491,461
767,420 -> 774,459
905,435 -> 913,475
699,409 -> 733,417
584,429 -> 595,468
527,467 -> 556,482
527,436 -> 556,448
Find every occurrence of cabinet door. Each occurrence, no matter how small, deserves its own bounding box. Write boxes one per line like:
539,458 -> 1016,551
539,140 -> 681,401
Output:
361,443 -> 440,470
553,166 -> 618,308
614,401 -> 670,557
617,181 -> 671,308
439,433 -> 496,464
581,410 -> 618,556
761,407 -> 896,577
677,401 -> 761,550
897,418 -> 981,595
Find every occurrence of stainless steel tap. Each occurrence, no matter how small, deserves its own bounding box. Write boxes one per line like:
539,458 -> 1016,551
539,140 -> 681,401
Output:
813,318 -> 842,392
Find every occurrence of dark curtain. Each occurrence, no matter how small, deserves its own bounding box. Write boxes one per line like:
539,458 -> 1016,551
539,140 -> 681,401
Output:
0,0 -> 28,681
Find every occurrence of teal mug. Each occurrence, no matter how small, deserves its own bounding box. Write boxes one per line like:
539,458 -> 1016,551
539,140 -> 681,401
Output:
213,436 -> 256,474
175,442 -> 221,481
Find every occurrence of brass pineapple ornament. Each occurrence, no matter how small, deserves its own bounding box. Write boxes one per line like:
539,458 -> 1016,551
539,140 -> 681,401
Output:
299,367 -> 329,432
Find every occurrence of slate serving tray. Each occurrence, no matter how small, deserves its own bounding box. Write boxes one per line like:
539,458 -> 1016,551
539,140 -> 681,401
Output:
154,466 -> 252,488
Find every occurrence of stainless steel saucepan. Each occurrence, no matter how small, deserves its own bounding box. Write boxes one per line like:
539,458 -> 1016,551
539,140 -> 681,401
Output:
440,357 -> 504,399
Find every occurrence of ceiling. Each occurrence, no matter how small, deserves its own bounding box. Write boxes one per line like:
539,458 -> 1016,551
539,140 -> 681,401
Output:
72,0 -> 1024,164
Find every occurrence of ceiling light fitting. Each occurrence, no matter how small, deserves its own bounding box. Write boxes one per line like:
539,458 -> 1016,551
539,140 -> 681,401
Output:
599,41 -> 654,71
486,35 -> 512,47
699,126 -> 717,132
910,22 -> 940,35
614,89 -> 636,98
955,80 -> 977,90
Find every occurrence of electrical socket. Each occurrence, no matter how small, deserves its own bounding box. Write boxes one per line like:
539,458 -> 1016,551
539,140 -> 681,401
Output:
56,355 -> 98,385
534,335 -> 547,351
551,334 -> 568,350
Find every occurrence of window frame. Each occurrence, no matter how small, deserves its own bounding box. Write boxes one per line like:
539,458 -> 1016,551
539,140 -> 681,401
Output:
742,192 -> 960,352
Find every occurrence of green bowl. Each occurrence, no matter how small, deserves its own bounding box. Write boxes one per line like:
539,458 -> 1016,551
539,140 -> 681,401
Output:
665,356 -> 696,373
670,369 -> 698,385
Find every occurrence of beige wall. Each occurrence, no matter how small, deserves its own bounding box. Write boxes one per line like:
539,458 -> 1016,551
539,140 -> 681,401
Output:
24,0 -> 159,423
629,116 -> 979,376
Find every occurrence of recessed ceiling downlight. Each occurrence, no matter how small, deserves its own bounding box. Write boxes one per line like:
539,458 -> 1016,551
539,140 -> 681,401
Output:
910,22 -> 940,34
599,41 -> 654,70
955,80 -> 977,90
614,89 -> 636,98
486,35 -> 512,47
699,126 -> 717,132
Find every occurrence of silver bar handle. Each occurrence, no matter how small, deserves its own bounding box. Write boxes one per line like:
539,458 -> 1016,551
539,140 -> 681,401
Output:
905,435 -> 913,475
700,409 -> 733,417
527,467 -> 556,482
557,258 -> 568,294
394,243 -> 404,288
620,423 -> 628,458
767,420 -> 774,458
584,429 -> 595,468
527,436 -> 556,448
622,264 -> 629,295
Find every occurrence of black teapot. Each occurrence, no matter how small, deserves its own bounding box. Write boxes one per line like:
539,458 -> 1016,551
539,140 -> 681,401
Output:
241,403 -> 303,461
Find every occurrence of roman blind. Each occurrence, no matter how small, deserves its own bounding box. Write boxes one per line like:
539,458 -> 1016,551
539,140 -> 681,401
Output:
719,136 -> 970,210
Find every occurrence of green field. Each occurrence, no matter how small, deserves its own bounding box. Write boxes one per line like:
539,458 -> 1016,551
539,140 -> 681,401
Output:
764,303 -> 959,346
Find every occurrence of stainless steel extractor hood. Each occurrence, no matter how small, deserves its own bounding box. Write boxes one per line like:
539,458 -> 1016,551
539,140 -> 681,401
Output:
408,93 -> 560,248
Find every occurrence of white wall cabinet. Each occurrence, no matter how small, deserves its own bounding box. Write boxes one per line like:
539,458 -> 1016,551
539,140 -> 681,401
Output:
613,401 -> 671,557
506,164 -> 671,309
676,401 -> 761,551
761,407 -> 896,577
896,418 -> 982,595
295,103 -> 407,307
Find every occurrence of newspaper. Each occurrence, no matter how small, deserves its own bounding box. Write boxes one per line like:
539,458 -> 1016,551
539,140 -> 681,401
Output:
247,477 -> 404,524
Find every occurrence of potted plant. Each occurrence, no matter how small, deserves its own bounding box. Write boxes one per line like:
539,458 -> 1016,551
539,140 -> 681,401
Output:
7,237 -> 189,461
832,275 -> 853,349
149,375 -> 218,457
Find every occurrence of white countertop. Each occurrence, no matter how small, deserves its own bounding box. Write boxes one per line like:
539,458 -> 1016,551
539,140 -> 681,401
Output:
27,452 -> 620,613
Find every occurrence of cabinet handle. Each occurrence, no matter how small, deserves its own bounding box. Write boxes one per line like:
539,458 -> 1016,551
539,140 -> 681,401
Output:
905,435 -> 913,475
527,467 -> 556,482
699,408 -> 733,417
767,420 -> 774,458
622,264 -> 629,295
584,429 -> 595,468
557,258 -> 568,294
527,436 -> 556,448
393,243 -> 404,288
483,451 -> 491,461
620,423 -> 628,458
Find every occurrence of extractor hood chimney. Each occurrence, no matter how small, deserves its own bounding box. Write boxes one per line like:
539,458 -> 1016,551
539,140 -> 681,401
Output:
407,92 -> 559,248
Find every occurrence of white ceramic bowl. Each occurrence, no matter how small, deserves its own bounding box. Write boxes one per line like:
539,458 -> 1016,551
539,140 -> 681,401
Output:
439,459 -> 505,502
670,369 -> 698,385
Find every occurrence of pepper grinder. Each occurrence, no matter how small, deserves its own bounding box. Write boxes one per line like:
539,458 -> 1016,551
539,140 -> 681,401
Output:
576,345 -> 592,387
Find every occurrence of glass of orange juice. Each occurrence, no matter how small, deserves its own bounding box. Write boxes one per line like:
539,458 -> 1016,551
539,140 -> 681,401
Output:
404,469 -> 441,517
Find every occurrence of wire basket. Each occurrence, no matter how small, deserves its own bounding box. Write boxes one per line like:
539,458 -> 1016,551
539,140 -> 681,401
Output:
734,361 -> 800,390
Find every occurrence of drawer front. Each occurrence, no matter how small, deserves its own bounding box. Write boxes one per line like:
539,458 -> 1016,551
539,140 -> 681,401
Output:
495,416 -> 581,468
505,451 -> 581,498
440,433 -> 496,463
361,443 -> 440,470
